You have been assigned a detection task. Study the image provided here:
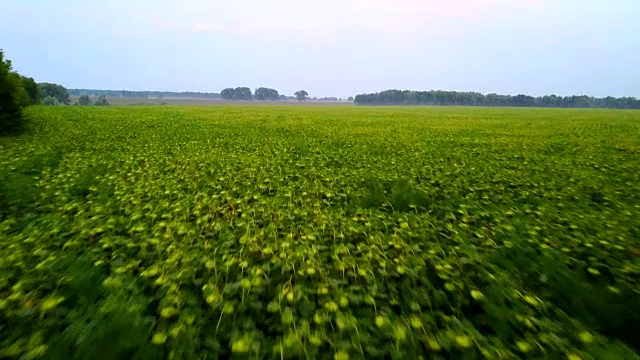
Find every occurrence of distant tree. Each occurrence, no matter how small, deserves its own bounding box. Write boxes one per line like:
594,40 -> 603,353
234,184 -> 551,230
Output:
39,83 -> 70,105
602,96 -> 620,108
535,95 -> 560,108
294,90 -> 309,101
254,87 -> 279,100
570,95 -> 594,108
348,96 -> 354,102
233,87 -> 252,100
78,94 -> 92,106
94,94 -> 110,106
42,96 -> 60,106
221,87 -> 252,100
512,94 -> 535,107
485,93 -> 509,107
20,76 -> 39,104
221,88 -> 234,100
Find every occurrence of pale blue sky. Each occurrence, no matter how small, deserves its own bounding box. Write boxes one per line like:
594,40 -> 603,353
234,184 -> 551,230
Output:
1,0 -> 638,98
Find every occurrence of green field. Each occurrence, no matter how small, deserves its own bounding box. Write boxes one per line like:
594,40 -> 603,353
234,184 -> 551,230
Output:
1,106 -> 639,359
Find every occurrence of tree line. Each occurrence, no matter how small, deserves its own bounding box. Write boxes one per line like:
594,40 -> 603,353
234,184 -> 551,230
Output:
221,87 -> 310,101
78,94 -> 109,106
0,50 -> 40,133
354,90 -> 640,109
40,84 -> 110,106
1,48 -> 119,133
69,89 -> 222,99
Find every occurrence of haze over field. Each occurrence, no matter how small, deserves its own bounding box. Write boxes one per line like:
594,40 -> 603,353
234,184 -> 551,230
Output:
2,1 -> 640,357
1,0 -> 639,98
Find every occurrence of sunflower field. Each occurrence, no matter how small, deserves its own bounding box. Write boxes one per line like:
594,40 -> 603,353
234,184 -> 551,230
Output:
1,105 -> 639,359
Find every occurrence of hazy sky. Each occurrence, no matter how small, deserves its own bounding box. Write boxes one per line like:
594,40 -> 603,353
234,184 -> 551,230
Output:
1,0 -> 638,98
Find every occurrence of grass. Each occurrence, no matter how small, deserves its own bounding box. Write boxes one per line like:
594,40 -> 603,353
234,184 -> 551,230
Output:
0,105 -> 639,359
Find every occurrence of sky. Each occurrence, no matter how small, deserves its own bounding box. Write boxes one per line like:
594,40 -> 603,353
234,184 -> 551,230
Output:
1,0 -> 639,98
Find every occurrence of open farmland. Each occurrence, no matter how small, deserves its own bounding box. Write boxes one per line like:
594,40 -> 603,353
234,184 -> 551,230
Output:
1,105 -> 639,359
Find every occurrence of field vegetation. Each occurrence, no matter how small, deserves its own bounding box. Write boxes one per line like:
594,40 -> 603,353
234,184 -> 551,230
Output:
1,105 -> 639,359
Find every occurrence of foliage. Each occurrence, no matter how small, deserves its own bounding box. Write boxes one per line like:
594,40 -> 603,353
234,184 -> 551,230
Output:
6,72 -> 30,108
254,87 -> 280,101
20,76 -> 39,104
94,94 -> 110,106
1,106 -> 640,359
354,89 -> 640,109
220,88 -> 233,99
78,94 -> 92,106
76,94 -> 110,107
221,87 -> 253,100
0,50 -> 25,134
295,90 -> 309,101
42,96 -> 61,106
38,83 -> 70,105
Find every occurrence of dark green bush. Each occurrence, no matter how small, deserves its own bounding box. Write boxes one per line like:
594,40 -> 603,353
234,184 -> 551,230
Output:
0,50 -> 24,134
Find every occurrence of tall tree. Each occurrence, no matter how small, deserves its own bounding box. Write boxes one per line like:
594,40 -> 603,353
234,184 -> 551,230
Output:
255,87 -> 279,100
20,76 -> 39,104
0,50 -> 24,133
221,87 -> 253,100
221,88 -> 234,100
294,90 -> 309,101
7,72 -> 30,107
233,87 -> 252,100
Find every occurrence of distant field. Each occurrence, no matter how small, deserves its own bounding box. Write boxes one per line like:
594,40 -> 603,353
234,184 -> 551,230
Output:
71,96 -> 353,106
1,106 -> 639,359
